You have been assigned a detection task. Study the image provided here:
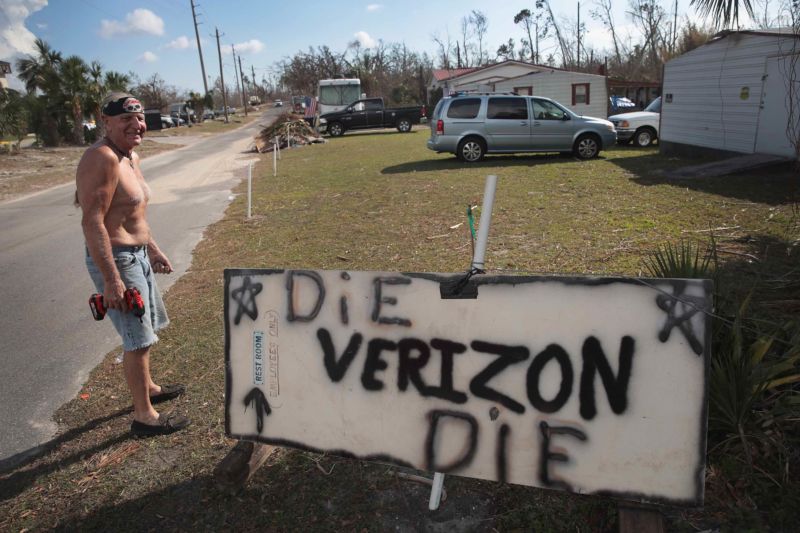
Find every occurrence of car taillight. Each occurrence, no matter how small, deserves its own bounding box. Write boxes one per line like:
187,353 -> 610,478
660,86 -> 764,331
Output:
436,119 -> 444,135
421,105 -> 427,118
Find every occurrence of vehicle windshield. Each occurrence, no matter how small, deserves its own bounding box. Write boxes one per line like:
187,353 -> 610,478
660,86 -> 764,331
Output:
319,84 -> 361,106
644,97 -> 661,113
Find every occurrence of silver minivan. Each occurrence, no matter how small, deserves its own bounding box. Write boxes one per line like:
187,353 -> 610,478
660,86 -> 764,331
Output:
427,94 -> 616,161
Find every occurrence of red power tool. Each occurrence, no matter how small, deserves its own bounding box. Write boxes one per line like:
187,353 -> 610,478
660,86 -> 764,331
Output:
89,287 -> 145,321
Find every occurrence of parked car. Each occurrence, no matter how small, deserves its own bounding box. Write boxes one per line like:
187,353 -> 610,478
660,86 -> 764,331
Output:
160,115 -> 174,128
202,110 -> 216,120
273,100 -> 283,107
608,96 -> 661,147
427,93 -> 616,161
169,103 -> 196,124
319,97 -> 425,136
609,95 -> 637,114
170,113 -> 186,126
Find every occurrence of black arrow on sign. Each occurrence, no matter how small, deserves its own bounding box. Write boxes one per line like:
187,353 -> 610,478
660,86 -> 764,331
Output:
243,388 -> 272,434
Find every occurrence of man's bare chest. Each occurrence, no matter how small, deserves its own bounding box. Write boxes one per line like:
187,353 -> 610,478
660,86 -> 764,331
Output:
112,164 -> 150,209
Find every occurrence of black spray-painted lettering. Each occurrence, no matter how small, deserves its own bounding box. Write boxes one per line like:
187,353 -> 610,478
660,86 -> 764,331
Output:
397,338 -> 432,394
371,277 -> 412,327
579,336 -> 635,420
656,281 -> 706,355
428,338 -> 469,404
469,340 -> 530,414
527,344 -> 574,413
538,420 -> 588,492
316,328 -> 363,382
231,276 -> 263,325
243,388 -> 272,434
286,270 -> 325,322
361,338 -> 398,391
340,296 -> 349,325
425,410 -> 478,473
497,423 -> 510,483
314,329 -> 637,419
339,273 -> 350,324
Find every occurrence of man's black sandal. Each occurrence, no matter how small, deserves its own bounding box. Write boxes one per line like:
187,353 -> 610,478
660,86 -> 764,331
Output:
131,413 -> 190,438
149,383 -> 186,404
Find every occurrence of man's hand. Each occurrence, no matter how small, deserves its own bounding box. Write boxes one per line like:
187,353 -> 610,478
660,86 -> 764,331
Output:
103,277 -> 128,312
150,250 -> 173,274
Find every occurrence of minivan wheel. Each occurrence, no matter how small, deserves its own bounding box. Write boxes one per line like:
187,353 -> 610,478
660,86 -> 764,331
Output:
573,134 -> 600,159
397,119 -> 412,133
328,122 -> 345,137
457,137 -> 485,162
633,127 -> 656,147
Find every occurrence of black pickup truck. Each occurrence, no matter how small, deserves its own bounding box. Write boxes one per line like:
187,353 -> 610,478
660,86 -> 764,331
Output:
319,97 -> 425,136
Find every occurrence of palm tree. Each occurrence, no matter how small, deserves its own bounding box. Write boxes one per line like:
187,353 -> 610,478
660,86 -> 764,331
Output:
84,61 -> 106,138
60,55 -> 89,145
690,0 -> 755,29
104,71 -> 131,92
15,38 -> 62,146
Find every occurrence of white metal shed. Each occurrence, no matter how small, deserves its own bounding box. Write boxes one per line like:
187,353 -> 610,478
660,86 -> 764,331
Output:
661,30 -> 799,159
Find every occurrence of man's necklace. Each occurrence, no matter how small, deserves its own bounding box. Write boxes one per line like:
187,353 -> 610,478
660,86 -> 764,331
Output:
104,137 -> 134,169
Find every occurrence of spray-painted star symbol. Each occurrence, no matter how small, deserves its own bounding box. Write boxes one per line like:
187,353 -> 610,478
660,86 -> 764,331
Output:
231,276 -> 263,325
656,281 -> 708,356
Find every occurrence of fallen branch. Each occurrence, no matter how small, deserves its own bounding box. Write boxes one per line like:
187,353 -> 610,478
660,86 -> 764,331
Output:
681,226 -> 741,233
716,248 -> 761,262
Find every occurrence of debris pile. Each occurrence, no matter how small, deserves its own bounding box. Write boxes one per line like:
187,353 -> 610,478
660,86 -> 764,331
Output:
253,113 -> 325,153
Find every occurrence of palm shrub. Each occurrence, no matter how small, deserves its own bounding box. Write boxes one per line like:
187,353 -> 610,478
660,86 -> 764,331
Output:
644,237 -> 800,521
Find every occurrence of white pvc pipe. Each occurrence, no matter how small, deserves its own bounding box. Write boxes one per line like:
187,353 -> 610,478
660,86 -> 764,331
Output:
273,137 -> 277,177
247,162 -> 252,218
472,175 -> 498,269
428,472 -> 445,510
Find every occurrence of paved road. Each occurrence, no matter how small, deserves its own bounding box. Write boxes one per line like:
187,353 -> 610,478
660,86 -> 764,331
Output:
0,111 -> 276,462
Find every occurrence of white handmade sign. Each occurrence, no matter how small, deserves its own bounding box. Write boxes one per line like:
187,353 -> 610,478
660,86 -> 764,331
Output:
224,268 -> 711,507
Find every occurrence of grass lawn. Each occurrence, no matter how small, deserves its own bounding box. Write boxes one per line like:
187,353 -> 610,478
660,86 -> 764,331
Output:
1,127 -> 797,531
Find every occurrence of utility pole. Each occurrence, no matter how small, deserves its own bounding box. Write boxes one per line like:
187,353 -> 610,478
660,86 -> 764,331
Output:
231,45 -> 243,108
190,0 -> 208,95
215,27 -> 229,123
251,64 -> 258,101
238,54 -> 248,117
672,0 -> 679,54
535,22 -> 539,64
577,2 -> 581,69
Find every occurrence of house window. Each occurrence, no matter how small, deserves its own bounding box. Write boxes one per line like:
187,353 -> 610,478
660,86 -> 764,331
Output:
514,86 -> 532,96
572,83 -> 590,105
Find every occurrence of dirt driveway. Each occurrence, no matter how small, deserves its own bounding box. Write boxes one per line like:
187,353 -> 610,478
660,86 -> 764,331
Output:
0,140 -> 177,203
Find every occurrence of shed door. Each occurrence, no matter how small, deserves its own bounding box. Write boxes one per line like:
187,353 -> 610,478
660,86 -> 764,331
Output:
755,54 -> 799,158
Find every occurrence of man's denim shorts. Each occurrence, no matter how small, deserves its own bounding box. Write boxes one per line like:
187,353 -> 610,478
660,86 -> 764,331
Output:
86,245 -> 169,351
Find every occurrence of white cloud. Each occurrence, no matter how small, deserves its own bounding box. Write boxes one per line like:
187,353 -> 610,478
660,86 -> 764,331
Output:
36,22 -> 47,29
100,8 -> 164,39
138,51 -> 158,63
0,0 -> 48,90
354,31 -> 377,48
165,35 -> 192,50
224,39 -> 265,55
366,4 -> 383,11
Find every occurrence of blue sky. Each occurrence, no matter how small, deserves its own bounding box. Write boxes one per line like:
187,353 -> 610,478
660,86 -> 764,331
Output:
0,0 -> 786,94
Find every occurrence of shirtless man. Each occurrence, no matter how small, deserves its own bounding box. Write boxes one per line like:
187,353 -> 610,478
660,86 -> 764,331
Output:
76,92 -> 189,437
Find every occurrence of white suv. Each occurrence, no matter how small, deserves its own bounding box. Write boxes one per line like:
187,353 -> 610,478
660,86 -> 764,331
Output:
608,97 -> 661,147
